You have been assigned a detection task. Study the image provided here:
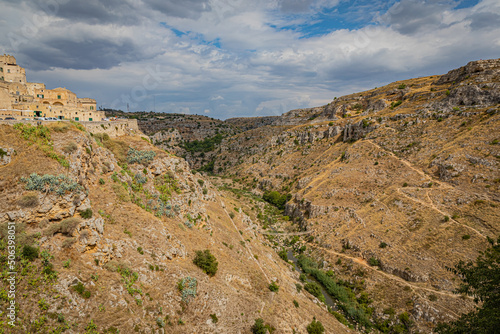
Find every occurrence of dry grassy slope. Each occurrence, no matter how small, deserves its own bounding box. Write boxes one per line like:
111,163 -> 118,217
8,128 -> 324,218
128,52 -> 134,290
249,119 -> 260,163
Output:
0,123 -> 351,333
211,60 -> 500,331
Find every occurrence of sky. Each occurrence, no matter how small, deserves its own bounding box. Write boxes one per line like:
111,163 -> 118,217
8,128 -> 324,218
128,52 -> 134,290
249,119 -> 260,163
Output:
0,0 -> 499,120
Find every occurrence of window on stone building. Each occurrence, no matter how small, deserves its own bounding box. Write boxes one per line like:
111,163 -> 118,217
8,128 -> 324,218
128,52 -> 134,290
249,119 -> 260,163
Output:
7,69 -> 10,73
90,106 -> 94,110
57,95 -> 61,99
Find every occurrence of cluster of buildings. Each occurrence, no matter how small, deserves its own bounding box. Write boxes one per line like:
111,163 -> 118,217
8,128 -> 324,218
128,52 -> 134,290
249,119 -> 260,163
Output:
0,54 -> 104,121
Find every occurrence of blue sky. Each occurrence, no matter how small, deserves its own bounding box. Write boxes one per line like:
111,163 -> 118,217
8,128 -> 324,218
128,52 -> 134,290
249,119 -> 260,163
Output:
0,0 -> 498,119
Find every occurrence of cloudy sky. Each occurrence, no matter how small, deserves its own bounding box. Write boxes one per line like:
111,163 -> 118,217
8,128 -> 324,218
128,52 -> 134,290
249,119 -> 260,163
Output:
1,0 -> 499,119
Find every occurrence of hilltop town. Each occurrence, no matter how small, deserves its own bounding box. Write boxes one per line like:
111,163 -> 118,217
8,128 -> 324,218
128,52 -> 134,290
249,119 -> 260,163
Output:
0,55 -> 103,121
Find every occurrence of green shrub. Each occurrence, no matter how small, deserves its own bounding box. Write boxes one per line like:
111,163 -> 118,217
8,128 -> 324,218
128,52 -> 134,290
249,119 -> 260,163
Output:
398,83 -> 406,89
156,317 -> 165,328
399,312 -> 413,328
127,148 -> 156,164
293,300 -> 299,307
17,193 -> 39,208
73,282 -> 91,298
268,281 -> 280,292
99,178 -> 105,185
304,282 -> 325,302
80,208 -> 93,219
331,311 -> 348,326
177,276 -> 197,303
210,314 -> 218,324
22,245 -> 39,261
278,249 -> 288,262
182,134 -> 223,153
296,283 -> 303,292
390,100 -> 403,109
307,317 -> 325,334
262,191 -> 291,210
193,250 -> 218,276
379,242 -> 388,248
251,318 -> 274,334
462,234 -> 471,240
368,257 -> 380,267
22,173 -> 81,196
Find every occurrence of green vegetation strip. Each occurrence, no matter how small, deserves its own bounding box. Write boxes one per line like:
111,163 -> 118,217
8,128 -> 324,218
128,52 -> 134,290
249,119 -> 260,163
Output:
297,255 -> 372,329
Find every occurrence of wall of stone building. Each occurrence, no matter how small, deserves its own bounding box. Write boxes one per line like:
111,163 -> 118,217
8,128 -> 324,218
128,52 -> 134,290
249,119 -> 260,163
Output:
0,119 -> 143,138
1,64 -> 26,84
82,119 -> 143,137
26,82 -> 46,96
0,55 -> 17,65
0,87 -> 11,109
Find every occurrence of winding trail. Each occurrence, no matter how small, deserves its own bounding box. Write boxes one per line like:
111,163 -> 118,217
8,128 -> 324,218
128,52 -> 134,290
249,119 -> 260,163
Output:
366,139 -> 488,239
310,243 -> 467,304
396,187 -> 487,239
259,230 -> 312,236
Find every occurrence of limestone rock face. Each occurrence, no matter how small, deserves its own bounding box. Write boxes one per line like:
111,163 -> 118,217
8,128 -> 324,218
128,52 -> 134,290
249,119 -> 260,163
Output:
365,98 -> 389,113
435,58 -> 500,85
343,120 -> 378,142
0,147 -> 14,166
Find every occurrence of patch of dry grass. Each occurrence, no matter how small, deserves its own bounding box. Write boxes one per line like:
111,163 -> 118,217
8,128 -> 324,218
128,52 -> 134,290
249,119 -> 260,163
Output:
62,142 -> 78,154
17,192 -> 39,208
44,217 -> 81,237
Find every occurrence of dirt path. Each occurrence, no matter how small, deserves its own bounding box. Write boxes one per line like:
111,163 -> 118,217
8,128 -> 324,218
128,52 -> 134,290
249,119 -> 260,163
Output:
366,140 -> 451,189
396,187 -> 487,239
367,139 -> 488,239
311,243 -> 467,303
259,230 -> 312,236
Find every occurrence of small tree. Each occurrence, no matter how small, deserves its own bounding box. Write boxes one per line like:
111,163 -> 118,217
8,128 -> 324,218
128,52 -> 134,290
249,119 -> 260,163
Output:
22,245 -> 39,261
193,250 -> 218,276
436,236 -> 500,333
268,281 -> 279,292
307,317 -> 325,334
251,318 -> 274,334
251,318 -> 267,334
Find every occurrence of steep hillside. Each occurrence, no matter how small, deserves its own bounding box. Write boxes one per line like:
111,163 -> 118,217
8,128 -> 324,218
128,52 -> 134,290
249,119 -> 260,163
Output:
207,59 -> 500,332
0,122 -> 352,333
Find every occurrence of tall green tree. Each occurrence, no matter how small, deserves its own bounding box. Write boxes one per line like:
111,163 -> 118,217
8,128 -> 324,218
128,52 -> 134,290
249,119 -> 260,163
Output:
436,236 -> 500,334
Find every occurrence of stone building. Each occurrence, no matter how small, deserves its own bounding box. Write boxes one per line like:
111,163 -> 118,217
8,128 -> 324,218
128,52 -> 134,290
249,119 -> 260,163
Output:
0,54 -> 103,121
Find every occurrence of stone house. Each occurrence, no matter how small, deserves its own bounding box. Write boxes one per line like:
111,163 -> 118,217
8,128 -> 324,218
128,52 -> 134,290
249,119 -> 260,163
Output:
0,54 -> 103,121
